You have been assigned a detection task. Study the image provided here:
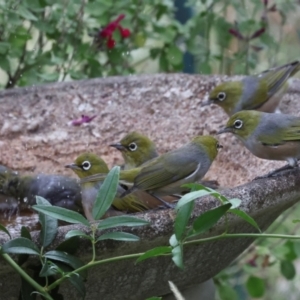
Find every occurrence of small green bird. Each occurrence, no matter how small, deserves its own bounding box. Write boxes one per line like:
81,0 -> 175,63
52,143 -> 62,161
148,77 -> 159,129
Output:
110,131 -> 158,170
82,136 -> 222,203
218,110 -> 300,176
65,153 -> 177,221
204,61 -> 300,116
0,165 -> 83,213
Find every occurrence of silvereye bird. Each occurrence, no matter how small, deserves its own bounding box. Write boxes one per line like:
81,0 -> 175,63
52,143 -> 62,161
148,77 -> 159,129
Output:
110,131 -> 158,170
218,110 -> 300,177
65,153 -> 177,221
82,136 -> 222,203
204,60 -> 300,116
0,165 -> 83,212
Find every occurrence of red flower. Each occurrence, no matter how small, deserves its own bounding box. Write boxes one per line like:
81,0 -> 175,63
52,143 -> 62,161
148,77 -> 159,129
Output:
97,14 -> 131,49
107,37 -> 116,49
119,28 -> 131,38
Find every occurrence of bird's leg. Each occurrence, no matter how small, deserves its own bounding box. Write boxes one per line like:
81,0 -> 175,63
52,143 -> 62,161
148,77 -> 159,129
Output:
148,192 -> 176,209
254,163 -> 297,180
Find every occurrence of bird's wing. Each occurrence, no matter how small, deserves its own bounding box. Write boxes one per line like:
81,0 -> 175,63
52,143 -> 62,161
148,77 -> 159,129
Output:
134,151 -> 199,191
258,119 -> 300,146
260,61 -> 300,97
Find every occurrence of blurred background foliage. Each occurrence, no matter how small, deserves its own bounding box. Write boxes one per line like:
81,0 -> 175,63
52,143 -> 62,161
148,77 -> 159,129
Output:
1,0 -> 300,299
1,0 -> 300,89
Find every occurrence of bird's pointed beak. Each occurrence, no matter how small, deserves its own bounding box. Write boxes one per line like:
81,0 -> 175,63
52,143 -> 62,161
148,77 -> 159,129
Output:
65,163 -> 81,170
201,99 -> 214,107
217,127 -> 232,135
110,143 -> 125,151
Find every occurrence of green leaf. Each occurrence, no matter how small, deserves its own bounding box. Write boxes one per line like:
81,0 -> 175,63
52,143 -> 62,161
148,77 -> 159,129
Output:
191,203 -> 232,235
227,198 -> 241,209
45,250 -> 84,270
181,183 -> 209,191
229,209 -> 261,232
32,205 -> 90,226
97,232 -> 139,242
65,230 -> 91,240
20,226 -> 31,240
20,276 -> 36,300
146,298 -> 162,300
280,260 -> 296,280
0,224 -> 11,239
246,276 -> 265,298
172,245 -> 183,269
169,234 -> 179,247
98,215 -> 149,230
17,5 -> 38,21
159,52 -> 169,71
176,190 -> 212,209
175,201 -> 194,241
217,284 -> 238,300
56,236 -> 80,255
92,166 -> 120,220
166,45 -> 183,66
68,274 -> 86,298
36,196 -> 58,247
39,261 -> 59,277
18,226 -> 32,266
283,241 -> 297,261
136,246 -> 172,263
2,237 -> 39,255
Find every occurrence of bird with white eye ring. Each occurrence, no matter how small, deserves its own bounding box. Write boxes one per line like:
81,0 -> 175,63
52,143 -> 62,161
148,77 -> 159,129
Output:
217,110 -> 300,178
65,153 -> 178,220
202,60 -> 300,116
110,131 -> 158,170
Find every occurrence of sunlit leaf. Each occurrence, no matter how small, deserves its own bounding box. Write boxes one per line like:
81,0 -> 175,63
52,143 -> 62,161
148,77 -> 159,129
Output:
169,234 -> 179,247
171,245 -> 183,269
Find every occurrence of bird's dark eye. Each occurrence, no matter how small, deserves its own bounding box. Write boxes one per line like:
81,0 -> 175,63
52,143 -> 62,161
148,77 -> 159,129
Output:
82,161 -> 91,171
217,92 -> 226,101
216,143 -> 223,150
234,119 -> 243,129
128,142 -> 138,151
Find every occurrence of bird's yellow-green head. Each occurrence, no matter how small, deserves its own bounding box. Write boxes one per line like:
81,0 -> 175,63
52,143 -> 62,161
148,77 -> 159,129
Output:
217,110 -> 262,140
65,153 -> 109,179
191,135 -> 222,162
206,81 -> 243,116
110,131 -> 158,169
